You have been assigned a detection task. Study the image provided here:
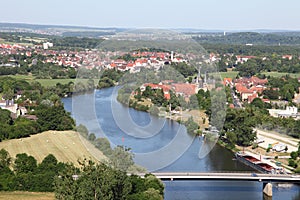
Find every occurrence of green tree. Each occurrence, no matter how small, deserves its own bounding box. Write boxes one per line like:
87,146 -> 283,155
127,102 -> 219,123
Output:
14,153 -> 37,174
184,117 -> 199,135
54,163 -> 80,200
94,137 -> 112,156
149,105 -> 160,116
35,104 -> 75,131
54,161 -> 132,200
290,151 -> 298,160
110,146 -> 134,172
223,108 -> 257,146
250,98 -> 265,109
88,133 -> 96,141
0,149 -> 12,173
76,124 -> 89,138
144,174 -> 164,196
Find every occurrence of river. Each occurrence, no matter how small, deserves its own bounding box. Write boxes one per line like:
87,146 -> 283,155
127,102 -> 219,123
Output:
62,87 -> 300,200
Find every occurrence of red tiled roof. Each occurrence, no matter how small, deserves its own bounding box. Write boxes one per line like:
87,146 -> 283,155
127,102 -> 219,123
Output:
172,83 -> 197,96
164,93 -> 171,100
223,78 -> 233,85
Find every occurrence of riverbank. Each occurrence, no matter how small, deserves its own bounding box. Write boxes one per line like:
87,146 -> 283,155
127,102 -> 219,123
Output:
118,91 -> 209,133
218,135 -> 298,174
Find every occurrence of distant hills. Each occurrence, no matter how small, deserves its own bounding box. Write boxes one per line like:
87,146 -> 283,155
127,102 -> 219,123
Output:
1,22 -> 300,45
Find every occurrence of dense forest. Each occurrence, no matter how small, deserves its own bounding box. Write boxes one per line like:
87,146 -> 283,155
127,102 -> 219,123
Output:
194,32 -> 300,45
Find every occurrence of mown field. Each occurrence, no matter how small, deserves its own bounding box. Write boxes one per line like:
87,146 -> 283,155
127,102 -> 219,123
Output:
0,130 -> 106,165
0,191 -> 54,200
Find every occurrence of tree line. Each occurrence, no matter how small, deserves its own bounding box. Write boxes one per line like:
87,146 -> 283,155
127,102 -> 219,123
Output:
195,32 -> 300,45
0,149 -> 164,199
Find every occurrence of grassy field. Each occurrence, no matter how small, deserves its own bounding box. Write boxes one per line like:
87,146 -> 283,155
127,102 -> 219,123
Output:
35,78 -> 76,87
209,71 -> 239,79
212,71 -> 300,79
0,191 -> 54,200
6,74 -> 35,81
219,71 -> 239,79
4,75 -> 99,87
0,130 -> 106,165
262,72 -> 300,78
35,78 -> 100,87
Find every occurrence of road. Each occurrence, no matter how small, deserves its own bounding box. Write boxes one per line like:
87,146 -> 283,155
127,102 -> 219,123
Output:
137,172 -> 300,182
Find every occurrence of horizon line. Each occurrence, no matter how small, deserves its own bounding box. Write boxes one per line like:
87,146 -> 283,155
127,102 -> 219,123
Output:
1,21 -> 300,32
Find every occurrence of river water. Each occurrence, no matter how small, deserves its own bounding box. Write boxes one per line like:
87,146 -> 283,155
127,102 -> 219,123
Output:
62,87 -> 300,200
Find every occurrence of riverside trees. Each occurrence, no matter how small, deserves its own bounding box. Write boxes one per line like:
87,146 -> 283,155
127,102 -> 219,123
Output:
0,149 -> 164,199
54,160 -> 164,200
223,108 -> 257,147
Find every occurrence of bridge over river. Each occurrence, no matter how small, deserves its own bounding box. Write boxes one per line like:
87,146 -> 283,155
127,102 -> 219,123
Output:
137,172 -> 300,197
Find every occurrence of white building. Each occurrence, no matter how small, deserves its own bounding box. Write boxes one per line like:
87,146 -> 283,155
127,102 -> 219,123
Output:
43,42 -> 54,50
268,106 -> 299,118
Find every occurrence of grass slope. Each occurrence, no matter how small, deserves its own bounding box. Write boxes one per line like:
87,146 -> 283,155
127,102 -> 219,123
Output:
0,130 -> 106,165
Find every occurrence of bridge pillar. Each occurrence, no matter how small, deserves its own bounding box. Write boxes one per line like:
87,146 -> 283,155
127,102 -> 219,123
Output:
263,183 -> 272,197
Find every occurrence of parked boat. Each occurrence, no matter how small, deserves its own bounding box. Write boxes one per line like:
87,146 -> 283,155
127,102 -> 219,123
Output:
235,151 -> 281,174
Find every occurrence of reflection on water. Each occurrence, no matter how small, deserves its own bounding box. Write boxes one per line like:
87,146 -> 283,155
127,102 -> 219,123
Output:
62,87 -> 300,200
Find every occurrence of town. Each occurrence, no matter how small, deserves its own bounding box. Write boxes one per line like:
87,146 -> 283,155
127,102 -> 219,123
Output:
0,26 -> 300,199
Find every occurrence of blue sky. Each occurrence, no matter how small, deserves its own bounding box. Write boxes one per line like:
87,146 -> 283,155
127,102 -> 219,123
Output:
1,0 -> 300,30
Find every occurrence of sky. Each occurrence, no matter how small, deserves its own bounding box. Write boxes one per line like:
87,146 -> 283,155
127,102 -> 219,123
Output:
1,0 -> 300,30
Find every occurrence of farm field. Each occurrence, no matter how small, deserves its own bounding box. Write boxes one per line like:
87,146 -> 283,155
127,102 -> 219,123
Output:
0,191 -> 54,200
0,130 -> 106,165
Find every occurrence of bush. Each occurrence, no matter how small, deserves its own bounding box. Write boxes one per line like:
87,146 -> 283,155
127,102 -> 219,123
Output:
290,151 -> 299,160
252,143 -> 258,149
288,159 -> 298,168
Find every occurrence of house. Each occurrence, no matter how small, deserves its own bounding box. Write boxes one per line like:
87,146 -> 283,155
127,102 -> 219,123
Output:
236,55 -> 256,64
0,100 -> 6,108
141,83 -> 171,100
235,83 -> 251,100
247,93 -> 259,103
171,83 -> 197,97
282,55 -> 293,60
223,78 -> 233,86
234,76 -> 268,102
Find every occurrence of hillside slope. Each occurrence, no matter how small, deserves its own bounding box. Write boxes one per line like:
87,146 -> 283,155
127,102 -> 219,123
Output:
0,130 -> 106,165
